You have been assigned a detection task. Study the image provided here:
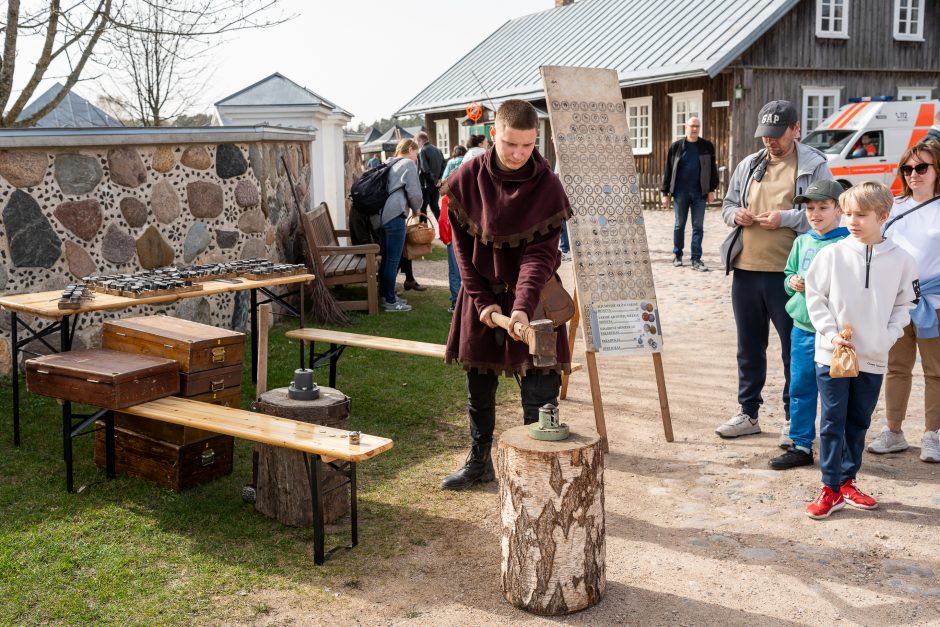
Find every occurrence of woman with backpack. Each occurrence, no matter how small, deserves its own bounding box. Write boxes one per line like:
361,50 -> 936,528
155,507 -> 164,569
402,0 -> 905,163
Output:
373,138 -> 424,312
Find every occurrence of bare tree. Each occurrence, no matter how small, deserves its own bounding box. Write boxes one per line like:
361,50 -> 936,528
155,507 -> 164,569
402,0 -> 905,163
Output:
102,0 -> 290,126
0,0 -> 289,128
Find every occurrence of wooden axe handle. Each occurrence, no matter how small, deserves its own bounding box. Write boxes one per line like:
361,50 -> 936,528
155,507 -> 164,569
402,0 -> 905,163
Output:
490,312 -> 532,344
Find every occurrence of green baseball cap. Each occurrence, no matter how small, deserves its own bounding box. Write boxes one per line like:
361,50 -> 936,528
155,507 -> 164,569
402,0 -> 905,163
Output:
793,179 -> 845,204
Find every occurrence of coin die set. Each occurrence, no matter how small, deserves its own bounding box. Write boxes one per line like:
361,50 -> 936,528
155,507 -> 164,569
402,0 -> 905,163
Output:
78,260 -> 306,299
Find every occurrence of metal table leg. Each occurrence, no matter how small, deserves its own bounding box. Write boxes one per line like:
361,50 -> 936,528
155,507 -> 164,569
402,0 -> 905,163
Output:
250,288 -> 258,384
11,312 -> 19,446
304,453 -> 359,565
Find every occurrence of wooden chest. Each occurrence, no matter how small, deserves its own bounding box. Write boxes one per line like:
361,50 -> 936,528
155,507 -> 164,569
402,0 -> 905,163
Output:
25,349 -> 179,409
102,315 -> 245,373
178,364 -> 242,397
95,423 -> 234,491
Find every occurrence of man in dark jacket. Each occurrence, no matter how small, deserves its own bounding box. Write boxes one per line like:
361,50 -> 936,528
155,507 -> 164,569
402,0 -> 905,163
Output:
441,100 -> 571,490
660,117 -> 720,272
927,109 -> 940,143
416,132 -> 445,220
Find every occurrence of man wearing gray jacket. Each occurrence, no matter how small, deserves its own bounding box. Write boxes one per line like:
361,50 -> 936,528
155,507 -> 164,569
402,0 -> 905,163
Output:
715,100 -> 834,443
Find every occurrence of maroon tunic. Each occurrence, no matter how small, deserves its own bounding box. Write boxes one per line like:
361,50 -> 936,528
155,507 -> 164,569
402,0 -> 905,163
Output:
445,147 -> 572,376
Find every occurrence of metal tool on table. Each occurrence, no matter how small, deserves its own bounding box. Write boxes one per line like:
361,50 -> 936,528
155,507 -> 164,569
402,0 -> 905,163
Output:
528,403 -> 570,441
489,313 -> 557,368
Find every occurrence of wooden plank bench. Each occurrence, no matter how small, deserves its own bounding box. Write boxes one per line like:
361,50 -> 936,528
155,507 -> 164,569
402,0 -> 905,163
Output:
286,328 -> 447,388
284,327 -> 581,389
84,396 -> 393,565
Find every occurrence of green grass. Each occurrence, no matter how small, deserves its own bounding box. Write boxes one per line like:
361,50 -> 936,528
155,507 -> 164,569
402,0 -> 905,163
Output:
0,286 -> 514,625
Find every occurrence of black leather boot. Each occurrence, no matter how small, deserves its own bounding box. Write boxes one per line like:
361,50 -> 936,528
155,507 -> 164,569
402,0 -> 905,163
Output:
440,445 -> 495,490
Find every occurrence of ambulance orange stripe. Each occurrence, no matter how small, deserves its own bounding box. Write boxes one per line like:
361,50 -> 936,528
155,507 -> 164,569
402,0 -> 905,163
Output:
890,176 -> 903,195
830,164 -> 897,176
915,103 -> 935,127
831,102 -> 868,129
828,102 -> 862,128
907,128 -> 928,149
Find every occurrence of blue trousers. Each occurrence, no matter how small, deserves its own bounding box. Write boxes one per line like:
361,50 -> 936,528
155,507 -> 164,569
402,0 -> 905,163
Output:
732,269 -> 793,419
673,191 -> 706,262
789,327 -> 818,450
816,365 -> 883,491
560,222 -> 570,254
446,243 -> 461,304
379,215 -> 406,304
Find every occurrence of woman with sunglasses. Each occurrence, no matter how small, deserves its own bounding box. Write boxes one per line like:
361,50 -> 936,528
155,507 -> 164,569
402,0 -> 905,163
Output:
868,140 -> 940,462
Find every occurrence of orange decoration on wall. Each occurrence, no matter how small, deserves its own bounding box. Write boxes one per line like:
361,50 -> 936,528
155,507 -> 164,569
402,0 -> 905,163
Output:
466,102 -> 483,123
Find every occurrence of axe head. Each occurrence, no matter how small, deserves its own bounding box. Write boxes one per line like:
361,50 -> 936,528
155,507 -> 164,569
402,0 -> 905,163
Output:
527,318 -> 557,368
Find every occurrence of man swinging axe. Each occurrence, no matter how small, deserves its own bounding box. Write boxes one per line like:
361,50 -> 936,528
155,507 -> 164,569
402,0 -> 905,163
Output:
442,99 -> 572,490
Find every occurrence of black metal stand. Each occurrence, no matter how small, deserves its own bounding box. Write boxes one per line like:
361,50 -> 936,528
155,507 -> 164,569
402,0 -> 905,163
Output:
304,453 -> 358,565
249,285 -> 305,383
304,342 -> 345,388
63,405 -> 115,493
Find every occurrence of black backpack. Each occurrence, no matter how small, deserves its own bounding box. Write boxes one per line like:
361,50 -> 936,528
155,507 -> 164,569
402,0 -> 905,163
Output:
350,162 -> 392,216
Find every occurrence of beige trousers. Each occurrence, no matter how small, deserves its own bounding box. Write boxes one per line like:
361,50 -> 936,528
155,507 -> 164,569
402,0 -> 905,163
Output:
884,312 -> 940,432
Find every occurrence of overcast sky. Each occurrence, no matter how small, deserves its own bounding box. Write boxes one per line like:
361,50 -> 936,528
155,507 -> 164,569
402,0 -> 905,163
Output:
17,0 -> 554,126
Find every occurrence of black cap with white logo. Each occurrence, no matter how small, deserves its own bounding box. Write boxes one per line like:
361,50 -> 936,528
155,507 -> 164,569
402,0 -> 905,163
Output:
754,100 -> 799,139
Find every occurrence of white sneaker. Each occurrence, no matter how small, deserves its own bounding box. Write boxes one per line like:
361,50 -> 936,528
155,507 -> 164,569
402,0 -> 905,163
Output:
778,421 -> 793,449
382,300 -> 412,312
715,409 -> 761,438
867,426 -> 909,454
920,431 -> 940,463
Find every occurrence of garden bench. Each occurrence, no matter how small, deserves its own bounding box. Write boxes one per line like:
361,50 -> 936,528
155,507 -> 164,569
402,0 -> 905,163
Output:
285,328 -> 447,388
104,396 -> 393,565
302,202 -> 380,315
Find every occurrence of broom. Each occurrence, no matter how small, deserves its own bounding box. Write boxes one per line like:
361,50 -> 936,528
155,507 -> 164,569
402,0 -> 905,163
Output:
281,155 -> 351,326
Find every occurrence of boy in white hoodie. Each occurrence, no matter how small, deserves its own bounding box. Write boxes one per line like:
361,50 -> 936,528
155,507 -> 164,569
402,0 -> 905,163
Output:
804,182 -> 918,519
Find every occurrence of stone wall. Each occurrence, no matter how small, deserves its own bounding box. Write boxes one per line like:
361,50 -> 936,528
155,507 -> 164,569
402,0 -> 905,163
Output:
0,128 -> 314,374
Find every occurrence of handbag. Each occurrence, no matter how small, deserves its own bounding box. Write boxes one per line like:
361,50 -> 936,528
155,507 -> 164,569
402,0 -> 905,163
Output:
829,325 -> 859,378
406,213 -> 435,245
533,274 -> 575,328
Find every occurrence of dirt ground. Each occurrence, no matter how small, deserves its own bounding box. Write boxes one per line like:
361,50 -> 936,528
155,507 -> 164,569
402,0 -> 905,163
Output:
255,209 -> 940,626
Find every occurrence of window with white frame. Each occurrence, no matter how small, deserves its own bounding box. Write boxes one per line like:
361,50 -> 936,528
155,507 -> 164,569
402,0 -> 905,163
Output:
458,123 -> 471,149
816,0 -> 849,38
898,87 -> 933,101
669,91 -> 701,141
435,119 -> 450,157
623,96 -> 652,155
894,0 -> 924,40
802,88 -> 841,132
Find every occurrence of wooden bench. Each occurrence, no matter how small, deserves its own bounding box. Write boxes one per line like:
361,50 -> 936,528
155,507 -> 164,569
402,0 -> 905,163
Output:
302,202 -> 380,315
83,396 -> 393,565
286,328 -> 447,388
285,327 -> 581,389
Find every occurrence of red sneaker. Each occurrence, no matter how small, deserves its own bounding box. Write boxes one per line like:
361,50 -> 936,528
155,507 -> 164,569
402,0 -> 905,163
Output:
840,479 -> 878,510
806,486 -> 845,519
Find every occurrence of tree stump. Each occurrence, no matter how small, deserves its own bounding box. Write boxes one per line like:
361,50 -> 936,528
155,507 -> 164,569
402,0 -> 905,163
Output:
497,426 -> 605,615
251,386 -> 350,526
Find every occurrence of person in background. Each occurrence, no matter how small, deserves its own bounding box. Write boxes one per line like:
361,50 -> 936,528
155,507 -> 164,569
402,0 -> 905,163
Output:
869,140 -> 940,462
366,154 -> 381,170
416,131 -> 445,220
463,134 -> 486,163
769,179 -> 849,471
803,182 -> 917,519
661,116 -> 719,271
714,100 -> 833,443
926,109 -> 940,143
373,138 -> 423,312
850,134 -> 877,158
440,145 -> 468,312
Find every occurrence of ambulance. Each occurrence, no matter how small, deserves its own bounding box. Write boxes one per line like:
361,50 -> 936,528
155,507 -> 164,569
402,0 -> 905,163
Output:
802,98 -> 938,194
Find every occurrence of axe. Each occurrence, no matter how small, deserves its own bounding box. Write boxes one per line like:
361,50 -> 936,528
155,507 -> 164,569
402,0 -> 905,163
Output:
490,313 -> 557,368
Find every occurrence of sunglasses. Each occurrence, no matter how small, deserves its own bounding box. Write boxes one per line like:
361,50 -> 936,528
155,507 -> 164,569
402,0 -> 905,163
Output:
900,163 -> 933,177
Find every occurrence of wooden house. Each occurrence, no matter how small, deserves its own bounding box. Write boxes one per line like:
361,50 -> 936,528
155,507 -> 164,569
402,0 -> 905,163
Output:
396,0 -> 939,188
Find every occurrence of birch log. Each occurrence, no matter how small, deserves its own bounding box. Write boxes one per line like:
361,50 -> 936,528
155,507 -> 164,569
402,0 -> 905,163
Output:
498,426 -> 605,615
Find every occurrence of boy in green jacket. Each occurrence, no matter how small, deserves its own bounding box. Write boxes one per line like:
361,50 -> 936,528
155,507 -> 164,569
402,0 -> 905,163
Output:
770,179 -> 849,469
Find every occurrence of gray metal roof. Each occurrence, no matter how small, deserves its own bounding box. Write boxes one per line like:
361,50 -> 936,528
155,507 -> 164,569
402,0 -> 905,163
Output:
18,82 -> 123,128
215,72 -> 352,116
396,0 -> 799,116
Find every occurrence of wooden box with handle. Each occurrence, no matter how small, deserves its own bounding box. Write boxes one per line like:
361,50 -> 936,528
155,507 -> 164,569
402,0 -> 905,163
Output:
102,315 -> 244,373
